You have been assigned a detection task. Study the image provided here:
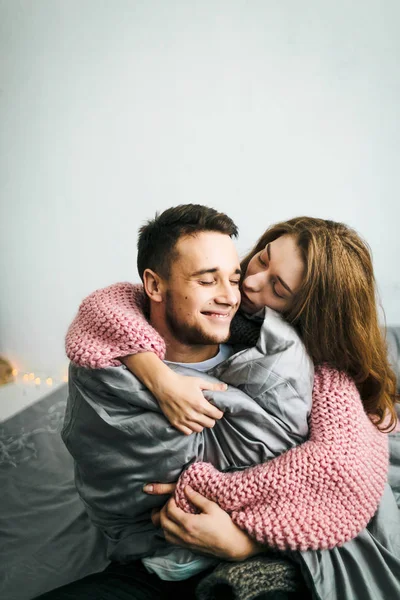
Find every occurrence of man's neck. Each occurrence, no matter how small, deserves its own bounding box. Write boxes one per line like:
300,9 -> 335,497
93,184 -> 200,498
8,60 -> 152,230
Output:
164,340 -> 220,364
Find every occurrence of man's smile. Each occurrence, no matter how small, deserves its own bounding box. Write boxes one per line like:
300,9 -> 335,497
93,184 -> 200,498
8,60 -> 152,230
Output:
201,311 -> 232,319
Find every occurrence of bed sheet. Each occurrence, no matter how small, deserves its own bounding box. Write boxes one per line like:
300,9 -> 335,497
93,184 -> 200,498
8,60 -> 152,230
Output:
0,384 -> 108,600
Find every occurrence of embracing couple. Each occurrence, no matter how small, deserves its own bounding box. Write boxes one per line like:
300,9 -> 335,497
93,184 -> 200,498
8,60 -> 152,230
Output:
37,205 -> 400,600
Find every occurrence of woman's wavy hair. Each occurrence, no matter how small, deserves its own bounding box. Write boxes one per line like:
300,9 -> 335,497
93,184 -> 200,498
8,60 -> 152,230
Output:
241,216 -> 399,431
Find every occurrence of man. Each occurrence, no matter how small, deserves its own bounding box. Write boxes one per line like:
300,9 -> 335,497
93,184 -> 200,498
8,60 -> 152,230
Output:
37,204 -> 311,599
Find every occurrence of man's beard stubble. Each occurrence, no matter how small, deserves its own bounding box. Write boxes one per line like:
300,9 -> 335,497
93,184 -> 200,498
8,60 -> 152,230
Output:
165,294 -> 231,347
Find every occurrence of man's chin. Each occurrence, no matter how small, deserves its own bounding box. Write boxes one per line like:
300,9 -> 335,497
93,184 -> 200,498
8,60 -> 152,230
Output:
165,306 -> 234,346
200,326 -> 231,345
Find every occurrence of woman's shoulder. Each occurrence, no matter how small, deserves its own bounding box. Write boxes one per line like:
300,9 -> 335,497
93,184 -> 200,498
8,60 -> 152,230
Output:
76,282 -> 147,317
80,281 -> 144,304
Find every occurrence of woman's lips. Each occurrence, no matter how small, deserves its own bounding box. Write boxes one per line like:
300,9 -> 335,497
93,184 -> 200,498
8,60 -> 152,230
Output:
240,291 -> 259,314
241,291 -> 253,306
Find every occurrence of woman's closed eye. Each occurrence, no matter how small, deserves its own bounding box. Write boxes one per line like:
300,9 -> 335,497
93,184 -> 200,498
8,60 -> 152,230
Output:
272,285 -> 284,299
258,253 -> 267,267
272,279 -> 290,300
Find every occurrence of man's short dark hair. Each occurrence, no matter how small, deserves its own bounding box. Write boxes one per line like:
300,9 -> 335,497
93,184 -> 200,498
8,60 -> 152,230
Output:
137,204 -> 239,280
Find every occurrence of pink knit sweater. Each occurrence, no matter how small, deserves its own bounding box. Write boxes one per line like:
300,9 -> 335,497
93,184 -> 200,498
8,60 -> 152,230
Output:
65,283 -> 389,551
66,283 -> 166,367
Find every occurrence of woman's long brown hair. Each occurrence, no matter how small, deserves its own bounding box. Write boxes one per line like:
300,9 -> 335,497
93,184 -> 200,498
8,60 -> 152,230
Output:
241,216 -> 399,431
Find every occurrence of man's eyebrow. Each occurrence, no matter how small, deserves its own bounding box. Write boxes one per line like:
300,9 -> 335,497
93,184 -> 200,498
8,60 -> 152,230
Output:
266,244 -> 293,295
191,268 -> 242,277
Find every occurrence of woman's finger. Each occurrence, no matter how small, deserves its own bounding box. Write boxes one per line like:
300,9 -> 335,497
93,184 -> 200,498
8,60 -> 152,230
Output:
198,380 -> 227,393
188,415 -> 216,430
176,423 -> 196,436
143,482 -> 176,495
202,403 -> 224,420
184,421 -> 205,433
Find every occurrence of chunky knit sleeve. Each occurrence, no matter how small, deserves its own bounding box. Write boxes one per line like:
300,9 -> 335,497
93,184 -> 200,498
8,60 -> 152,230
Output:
175,365 -> 389,551
65,282 -> 166,368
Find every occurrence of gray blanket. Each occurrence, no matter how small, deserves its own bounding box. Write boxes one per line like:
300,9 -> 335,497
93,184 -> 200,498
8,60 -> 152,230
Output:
64,309 -> 313,566
63,315 -> 400,600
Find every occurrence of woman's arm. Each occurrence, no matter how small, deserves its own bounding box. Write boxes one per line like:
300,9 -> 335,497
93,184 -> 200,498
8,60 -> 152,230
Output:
173,365 -> 389,550
123,353 -> 226,434
65,282 -> 225,434
65,282 -> 166,368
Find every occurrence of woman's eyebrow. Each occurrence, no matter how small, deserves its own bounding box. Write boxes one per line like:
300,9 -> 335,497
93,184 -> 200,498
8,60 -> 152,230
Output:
267,244 -> 293,295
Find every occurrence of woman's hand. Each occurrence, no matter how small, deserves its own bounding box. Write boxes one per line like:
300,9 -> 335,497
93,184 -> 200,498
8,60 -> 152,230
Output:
146,483 -> 264,562
154,372 -> 226,435
122,353 -> 226,435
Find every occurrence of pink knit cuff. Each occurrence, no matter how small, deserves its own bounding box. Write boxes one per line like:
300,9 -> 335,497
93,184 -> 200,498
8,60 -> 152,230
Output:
175,463 -> 226,513
175,463 -> 249,513
65,283 -> 166,368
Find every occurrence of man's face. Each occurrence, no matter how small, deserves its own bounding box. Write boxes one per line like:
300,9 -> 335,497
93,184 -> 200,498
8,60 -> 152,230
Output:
162,232 -> 241,346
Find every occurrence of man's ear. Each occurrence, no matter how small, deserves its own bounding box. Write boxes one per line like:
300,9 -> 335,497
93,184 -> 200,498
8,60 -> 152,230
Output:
143,269 -> 165,303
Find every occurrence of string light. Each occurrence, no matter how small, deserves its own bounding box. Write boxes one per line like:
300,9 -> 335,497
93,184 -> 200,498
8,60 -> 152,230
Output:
7,364 -> 69,389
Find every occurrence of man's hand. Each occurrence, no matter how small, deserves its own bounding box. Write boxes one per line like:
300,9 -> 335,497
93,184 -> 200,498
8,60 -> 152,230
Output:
148,484 -> 263,561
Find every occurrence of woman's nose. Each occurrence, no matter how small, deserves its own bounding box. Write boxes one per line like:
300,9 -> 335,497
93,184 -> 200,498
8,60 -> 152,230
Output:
243,272 -> 264,292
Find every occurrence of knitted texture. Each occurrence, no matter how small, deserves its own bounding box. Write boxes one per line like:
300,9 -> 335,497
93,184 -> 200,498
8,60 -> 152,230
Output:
65,282 -> 260,368
196,554 -> 306,600
175,365 -> 389,551
65,283 -> 166,368
229,311 -> 261,348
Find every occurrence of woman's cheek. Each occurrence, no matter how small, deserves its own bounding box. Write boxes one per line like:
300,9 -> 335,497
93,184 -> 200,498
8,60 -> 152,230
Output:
260,292 -> 271,309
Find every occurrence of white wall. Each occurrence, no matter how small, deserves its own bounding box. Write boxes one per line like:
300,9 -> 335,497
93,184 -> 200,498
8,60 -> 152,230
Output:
1,0 -> 400,376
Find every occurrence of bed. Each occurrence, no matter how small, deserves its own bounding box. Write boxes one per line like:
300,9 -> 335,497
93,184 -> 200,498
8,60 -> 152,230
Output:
1,326 -> 400,600
0,384 -> 108,600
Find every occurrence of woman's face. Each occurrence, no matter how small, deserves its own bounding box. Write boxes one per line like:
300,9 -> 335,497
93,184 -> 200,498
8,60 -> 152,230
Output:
241,234 -> 305,315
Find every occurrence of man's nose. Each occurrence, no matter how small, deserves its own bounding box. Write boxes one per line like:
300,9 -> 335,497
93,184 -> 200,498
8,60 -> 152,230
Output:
215,282 -> 240,306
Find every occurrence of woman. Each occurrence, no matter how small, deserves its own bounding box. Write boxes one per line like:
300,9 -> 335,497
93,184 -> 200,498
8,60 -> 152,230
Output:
66,216 -> 399,598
